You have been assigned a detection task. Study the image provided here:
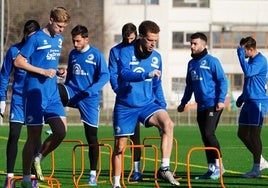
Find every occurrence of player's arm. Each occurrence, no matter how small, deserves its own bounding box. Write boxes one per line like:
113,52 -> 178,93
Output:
14,54 -> 56,78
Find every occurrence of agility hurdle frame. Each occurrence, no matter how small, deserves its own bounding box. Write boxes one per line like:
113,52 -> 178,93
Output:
10,176 -> 61,188
72,143 -> 113,187
186,146 -> 225,188
121,144 -> 159,188
142,136 -> 179,175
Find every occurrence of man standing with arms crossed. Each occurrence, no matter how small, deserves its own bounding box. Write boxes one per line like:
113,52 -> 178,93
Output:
14,7 -> 70,188
112,20 -> 180,188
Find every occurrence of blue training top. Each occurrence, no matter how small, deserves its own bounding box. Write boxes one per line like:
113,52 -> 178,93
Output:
0,43 -> 26,102
65,45 -> 109,97
180,53 -> 228,111
108,42 -> 125,93
116,44 -> 166,108
19,29 -> 63,99
237,47 -> 268,101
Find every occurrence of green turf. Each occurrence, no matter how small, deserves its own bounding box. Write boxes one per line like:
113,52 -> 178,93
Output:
1,125 -> 268,187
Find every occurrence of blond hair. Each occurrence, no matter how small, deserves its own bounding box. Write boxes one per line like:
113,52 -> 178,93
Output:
50,6 -> 71,23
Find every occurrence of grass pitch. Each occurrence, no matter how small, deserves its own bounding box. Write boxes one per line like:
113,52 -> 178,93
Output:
1,124 -> 268,187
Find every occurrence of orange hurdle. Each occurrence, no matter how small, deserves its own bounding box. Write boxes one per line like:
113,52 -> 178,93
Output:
72,143 -> 113,188
142,136 -> 179,175
47,139 -> 84,187
186,147 -> 225,188
11,176 -> 60,188
121,144 -> 159,188
98,137 -> 134,186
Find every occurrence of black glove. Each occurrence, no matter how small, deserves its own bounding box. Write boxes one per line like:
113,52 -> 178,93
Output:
177,104 -> 185,112
68,91 -> 89,107
236,95 -> 243,108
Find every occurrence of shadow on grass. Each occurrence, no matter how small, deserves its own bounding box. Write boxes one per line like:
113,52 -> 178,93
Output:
177,171 -> 268,188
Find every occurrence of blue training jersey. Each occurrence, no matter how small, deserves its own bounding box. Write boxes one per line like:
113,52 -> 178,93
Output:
237,47 -> 268,100
19,29 -> 63,98
0,43 -> 26,102
181,53 -> 228,111
116,44 -> 165,107
108,42 -> 125,93
65,45 -> 109,97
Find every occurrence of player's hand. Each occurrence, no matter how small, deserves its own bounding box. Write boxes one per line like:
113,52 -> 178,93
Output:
42,69 -> 57,78
57,68 -> 67,78
0,101 -> 6,117
216,102 -> 225,111
148,70 -> 161,79
177,104 -> 185,113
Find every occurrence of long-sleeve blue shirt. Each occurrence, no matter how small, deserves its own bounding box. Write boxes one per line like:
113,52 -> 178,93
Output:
116,44 -> 166,108
65,45 -> 109,97
0,43 -> 26,102
180,53 -> 228,111
237,47 -> 268,100
108,42 -> 125,93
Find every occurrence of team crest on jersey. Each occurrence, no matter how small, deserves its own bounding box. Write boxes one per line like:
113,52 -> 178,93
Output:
58,38 -> 63,48
131,55 -> 137,62
44,40 -> 48,45
133,67 -> 145,73
151,57 -> 159,69
200,60 -> 210,70
73,64 -> 88,75
85,54 -> 96,65
130,55 -> 139,65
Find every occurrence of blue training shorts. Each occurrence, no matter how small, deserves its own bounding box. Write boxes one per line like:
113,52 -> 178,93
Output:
239,99 -> 268,126
9,95 -> 24,123
25,95 -> 66,126
64,85 -> 100,127
113,102 -> 165,136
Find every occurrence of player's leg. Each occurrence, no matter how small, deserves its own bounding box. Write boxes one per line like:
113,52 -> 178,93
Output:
195,107 -> 225,180
112,104 -> 138,188
21,125 -> 43,187
57,83 -> 69,106
146,108 -> 180,187
6,122 -> 23,174
129,121 -> 142,181
4,122 -> 23,187
84,123 -> 99,185
112,136 -> 128,188
239,101 -> 263,178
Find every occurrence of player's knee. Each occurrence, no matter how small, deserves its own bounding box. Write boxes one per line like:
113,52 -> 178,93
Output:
54,130 -> 66,141
162,120 -> 174,134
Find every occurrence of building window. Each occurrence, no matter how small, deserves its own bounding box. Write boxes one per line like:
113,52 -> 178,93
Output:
115,0 -> 159,4
172,31 -> 209,49
173,0 -> 210,8
212,31 -> 268,48
172,32 -> 184,49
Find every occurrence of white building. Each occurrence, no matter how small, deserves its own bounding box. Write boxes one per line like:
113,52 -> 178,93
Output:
102,0 -> 268,109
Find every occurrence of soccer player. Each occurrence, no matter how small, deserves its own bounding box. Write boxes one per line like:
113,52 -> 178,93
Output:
58,25 -> 109,186
112,20 -> 180,188
108,22 -> 143,181
236,36 -> 268,178
0,19 -> 40,188
177,32 -> 228,180
14,7 -> 70,188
